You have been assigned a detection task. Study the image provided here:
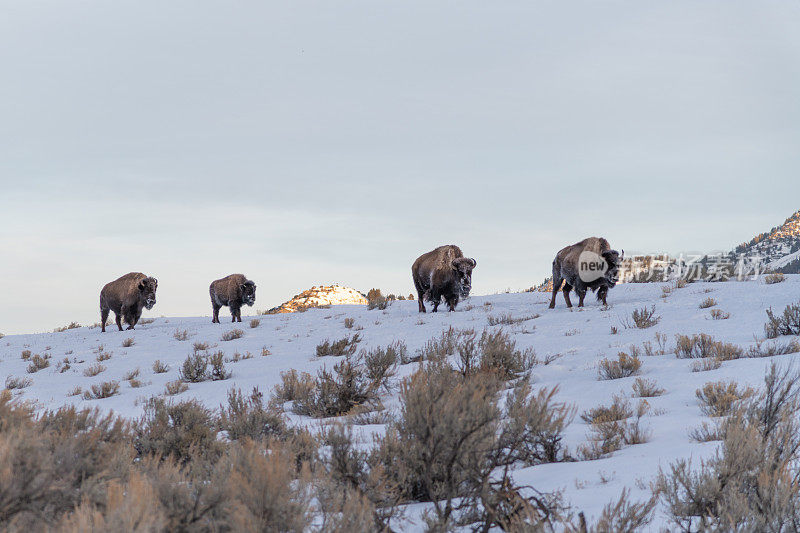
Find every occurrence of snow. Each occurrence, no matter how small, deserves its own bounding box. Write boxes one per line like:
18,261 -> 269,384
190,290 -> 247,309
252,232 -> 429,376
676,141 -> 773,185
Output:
2,276 -> 800,528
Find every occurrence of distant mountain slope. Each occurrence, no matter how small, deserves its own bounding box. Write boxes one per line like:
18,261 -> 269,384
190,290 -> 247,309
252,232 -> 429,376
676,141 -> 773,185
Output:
265,285 -> 368,314
734,210 -> 800,273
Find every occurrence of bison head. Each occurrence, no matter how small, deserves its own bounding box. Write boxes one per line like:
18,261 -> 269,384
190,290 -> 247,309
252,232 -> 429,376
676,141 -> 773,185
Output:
241,280 -> 256,306
602,249 -> 623,287
452,257 -> 477,297
138,277 -> 158,309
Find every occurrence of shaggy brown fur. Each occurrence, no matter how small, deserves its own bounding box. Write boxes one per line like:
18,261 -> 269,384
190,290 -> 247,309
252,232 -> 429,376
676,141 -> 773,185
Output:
412,245 -> 477,313
99,273 -> 158,332
549,237 -> 622,309
209,274 -> 256,323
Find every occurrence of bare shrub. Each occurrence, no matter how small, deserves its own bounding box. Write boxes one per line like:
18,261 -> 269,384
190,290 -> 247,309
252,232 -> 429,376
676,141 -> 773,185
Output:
412,326 -> 463,363
691,357 -> 722,372
224,440 -> 314,531
316,334 -> 361,357
134,398 -> 223,464
96,350 -> 112,362
192,341 -> 210,352
746,339 -> 800,358
83,363 -> 106,377
164,381 -> 188,396
221,329 -> 244,342
631,377 -> 665,398
710,309 -> 730,320
173,329 -> 189,341
696,381 -> 754,417
26,353 -> 51,373
152,360 -> 169,373
581,395 -> 632,424
657,363 -> 800,531
179,352 -> 207,383
688,421 -> 723,442
292,354 -> 386,418
274,369 -> 315,403
568,489 -> 656,532
123,368 -> 140,381
487,313 -> 539,326
362,343 -> 401,388
765,302 -> 800,338
580,399 -> 650,459
207,351 -> 231,381
699,297 -> 717,309
67,386 -> 83,397
366,288 -> 390,310
83,381 -> 120,399
597,352 -> 641,380
122,338 -> 135,347
370,362 -> 569,528
5,376 -> 32,390
630,306 -> 660,329
219,387 -> 286,441
675,333 -> 743,360
249,319 -> 260,329
54,322 -> 81,332
343,318 -> 355,329
20,349 -> 31,360
765,272 -> 786,285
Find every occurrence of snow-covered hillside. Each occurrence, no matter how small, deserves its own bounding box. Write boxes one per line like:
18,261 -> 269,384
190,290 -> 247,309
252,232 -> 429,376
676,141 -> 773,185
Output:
3,277 -> 800,528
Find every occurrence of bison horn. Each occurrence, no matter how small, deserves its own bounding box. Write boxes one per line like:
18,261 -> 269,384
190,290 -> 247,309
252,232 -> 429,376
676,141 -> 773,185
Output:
470,258 -> 477,268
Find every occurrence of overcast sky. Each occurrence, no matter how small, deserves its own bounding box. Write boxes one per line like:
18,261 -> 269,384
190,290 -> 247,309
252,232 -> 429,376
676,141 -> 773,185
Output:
2,1 -> 799,334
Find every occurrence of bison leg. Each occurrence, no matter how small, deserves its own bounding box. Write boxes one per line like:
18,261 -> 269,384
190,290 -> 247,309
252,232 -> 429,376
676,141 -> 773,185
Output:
573,280 -> 588,307
549,277 -> 563,309
212,303 -> 221,323
114,311 -> 123,332
416,288 -> 426,313
230,305 -> 241,323
431,298 -> 440,312
101,307 -> 109,333
561,283 -> 573,308
446,296 -> 459,312
598,285 -> 609,306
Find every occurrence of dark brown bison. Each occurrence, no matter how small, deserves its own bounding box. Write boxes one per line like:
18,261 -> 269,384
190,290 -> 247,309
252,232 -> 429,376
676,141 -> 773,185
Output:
549,237 -> 622,309
412,245 -> 476,312
99,272 -> 158,332
210,274 -> 256,323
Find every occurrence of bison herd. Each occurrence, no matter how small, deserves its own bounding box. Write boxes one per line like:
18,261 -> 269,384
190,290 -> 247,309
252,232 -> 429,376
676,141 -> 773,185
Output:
98,237 -> 623,332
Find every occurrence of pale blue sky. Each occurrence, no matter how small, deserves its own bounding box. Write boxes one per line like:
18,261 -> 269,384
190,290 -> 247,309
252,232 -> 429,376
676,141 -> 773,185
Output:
2,1 -> 799,334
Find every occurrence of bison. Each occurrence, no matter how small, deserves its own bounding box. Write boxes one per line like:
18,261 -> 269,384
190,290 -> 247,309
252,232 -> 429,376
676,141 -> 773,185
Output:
412,245 -> 476,312
210,274 -> 256,323
549,237 -> 622,309
99,272 -> 158,332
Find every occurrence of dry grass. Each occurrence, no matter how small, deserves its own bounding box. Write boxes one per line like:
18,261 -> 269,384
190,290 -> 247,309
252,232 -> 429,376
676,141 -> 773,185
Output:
221,329 -> 244,342
122,338 -> 135,347
580,399 -> 650,459
597,352 -> 641,380
249,319 -> 260,329
765,272 -> 786,285
631,377 -> 665,398
20,349 -> 31,360
487,313 -> 539,326
173,329 -> 190,341
5,376 -> 32,390
152,360 -> 169,373
630,306 -> 661,329
53,322 -> 81,333
344,318 -> 355,329
96,351 -> 112,362
83,381 -> 120,399
83,363 -> 107,377
690,358 -> 723,372
26,353 -> 51,373
675,333 -> 743,361
316,334 -> 362,357
699,297 -> 717,309
710,309 -> 730,320
164,380 -> 188,396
